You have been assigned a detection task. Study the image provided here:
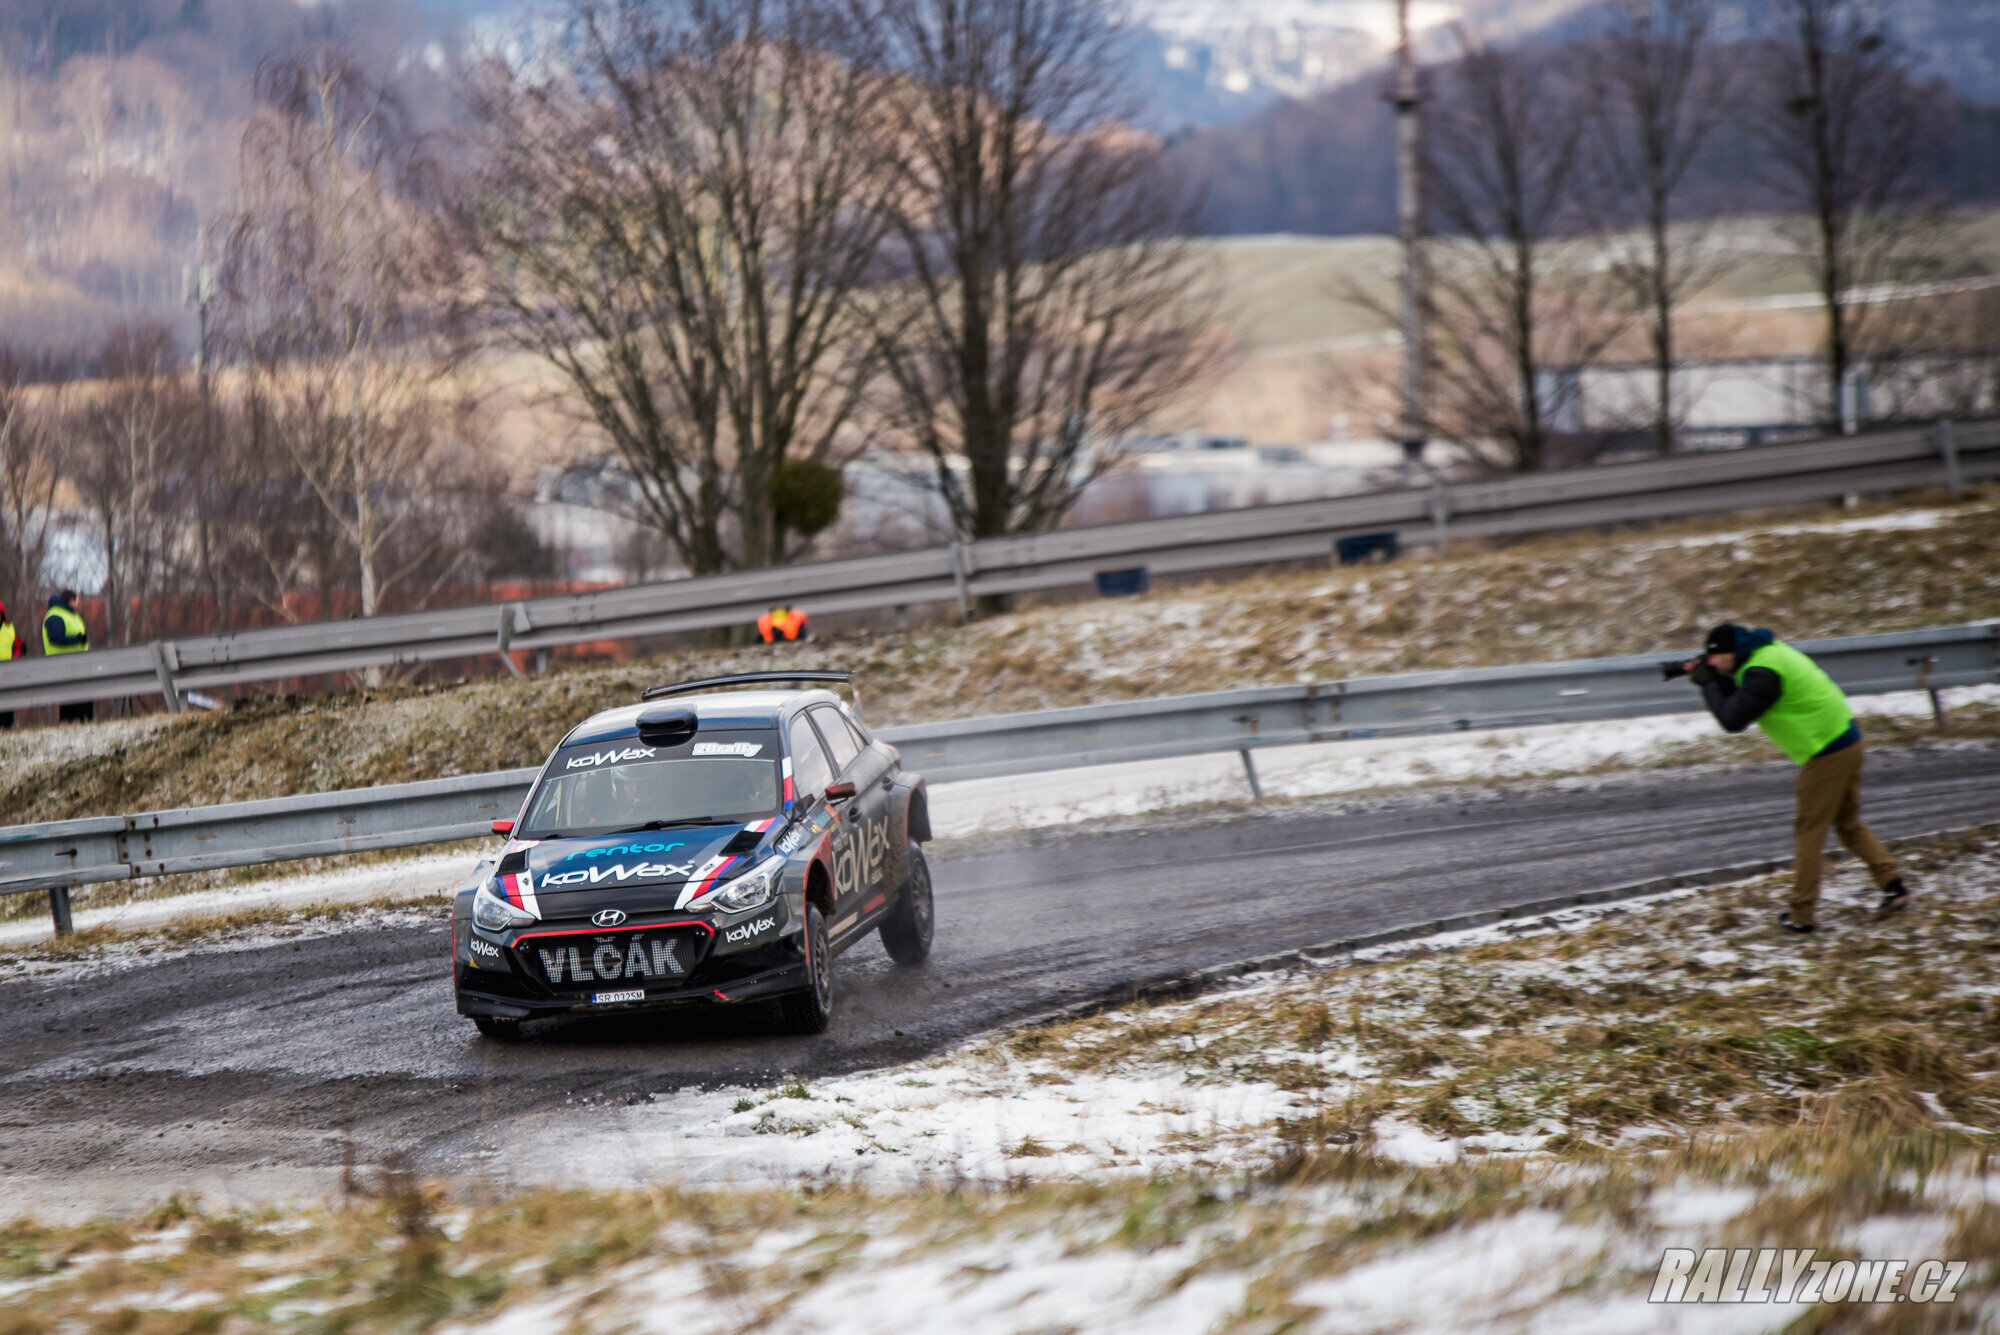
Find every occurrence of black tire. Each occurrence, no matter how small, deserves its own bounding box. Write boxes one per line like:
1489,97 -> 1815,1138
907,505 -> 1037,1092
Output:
473,1015 -> 522,1042
778,904 -> 834,1034
879,840 -> 934,966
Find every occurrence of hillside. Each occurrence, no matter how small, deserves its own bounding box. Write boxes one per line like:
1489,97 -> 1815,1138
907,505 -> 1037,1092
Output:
0,484 -> 1992,834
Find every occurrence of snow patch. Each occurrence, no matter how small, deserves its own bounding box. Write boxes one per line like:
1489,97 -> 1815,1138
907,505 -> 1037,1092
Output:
503,1060 -> 1305,1189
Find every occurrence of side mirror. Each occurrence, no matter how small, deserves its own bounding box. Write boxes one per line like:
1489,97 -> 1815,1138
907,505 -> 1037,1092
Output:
823,780 -> 857,802
491,819 -> 515,836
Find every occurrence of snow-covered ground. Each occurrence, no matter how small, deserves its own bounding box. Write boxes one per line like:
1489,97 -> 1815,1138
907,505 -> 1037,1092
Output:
498,1037 -> 1312,1192
7,683 -> 1990,948
1655,505 -> 1957,546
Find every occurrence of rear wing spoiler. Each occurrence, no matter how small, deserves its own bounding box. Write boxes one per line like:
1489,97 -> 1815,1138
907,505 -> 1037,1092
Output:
642,670 -> 861,719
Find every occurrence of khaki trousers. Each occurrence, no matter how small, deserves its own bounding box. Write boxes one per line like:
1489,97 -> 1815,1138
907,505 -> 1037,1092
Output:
1791,739 -> 1898,926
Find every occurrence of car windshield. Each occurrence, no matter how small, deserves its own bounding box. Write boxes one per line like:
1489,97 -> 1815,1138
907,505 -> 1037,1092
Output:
520,733 -> 781,837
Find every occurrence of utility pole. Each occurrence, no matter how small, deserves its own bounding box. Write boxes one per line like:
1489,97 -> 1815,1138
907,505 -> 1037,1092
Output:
183,258 -> 215,405
1390,0 -> 1428,484
184,252 -> 221,630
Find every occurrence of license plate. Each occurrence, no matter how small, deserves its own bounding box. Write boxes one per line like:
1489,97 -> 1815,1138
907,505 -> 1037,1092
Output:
531,931 -> 694,989
592,989 -> 645,1004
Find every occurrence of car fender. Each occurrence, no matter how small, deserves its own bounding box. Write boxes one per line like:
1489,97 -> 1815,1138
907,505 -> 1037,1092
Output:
890,774 -> 930,846
881,775 -> 929,901
785,814 -> 839,922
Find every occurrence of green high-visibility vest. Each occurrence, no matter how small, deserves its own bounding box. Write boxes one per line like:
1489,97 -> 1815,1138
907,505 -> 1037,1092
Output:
1736,641 -> 1853,764
42,604 -> 87,656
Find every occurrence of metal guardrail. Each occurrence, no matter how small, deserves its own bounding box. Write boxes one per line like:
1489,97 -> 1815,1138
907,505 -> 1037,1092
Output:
882,621 -> 2000,782
0,419 -> 1991,715
0,769 -> 538,934
3,619 -> 1993,935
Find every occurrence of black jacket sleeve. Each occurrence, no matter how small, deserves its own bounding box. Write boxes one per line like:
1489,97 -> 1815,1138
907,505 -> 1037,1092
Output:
42,612 -> 86,649
1701,665 -> 1780,733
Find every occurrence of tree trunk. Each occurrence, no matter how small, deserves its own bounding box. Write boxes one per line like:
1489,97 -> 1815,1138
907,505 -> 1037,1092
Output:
1514,238 -> 1543,471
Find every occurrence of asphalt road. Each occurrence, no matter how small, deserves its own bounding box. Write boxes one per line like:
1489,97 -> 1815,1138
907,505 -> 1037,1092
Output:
3,748 -> 1996,1209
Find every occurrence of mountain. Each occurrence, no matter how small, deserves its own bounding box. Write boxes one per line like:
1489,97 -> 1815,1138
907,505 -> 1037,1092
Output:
1163,2 -> 2000,237
1122,0 -> 1606,131
1128,1 -> 2000,130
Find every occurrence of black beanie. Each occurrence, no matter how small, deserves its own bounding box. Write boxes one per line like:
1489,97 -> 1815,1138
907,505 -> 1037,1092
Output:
1704,623 -> 1743,656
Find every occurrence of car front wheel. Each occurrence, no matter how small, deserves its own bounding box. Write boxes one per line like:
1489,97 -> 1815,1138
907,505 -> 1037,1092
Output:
473,1015 -> 522,1042
778,904 -> 834,1034
878,840 -> 934,966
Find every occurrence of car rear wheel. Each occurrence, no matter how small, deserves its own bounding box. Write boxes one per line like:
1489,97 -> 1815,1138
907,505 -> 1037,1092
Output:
879,840 -> 933,966
778,904 -> 834,1034
473,1015 -> 522,1042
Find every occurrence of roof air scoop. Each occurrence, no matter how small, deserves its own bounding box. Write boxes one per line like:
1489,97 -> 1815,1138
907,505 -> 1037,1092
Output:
635,705 -> 699,748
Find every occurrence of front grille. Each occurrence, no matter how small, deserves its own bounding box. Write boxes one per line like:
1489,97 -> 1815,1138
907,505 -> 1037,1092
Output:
517,927 -> 709,993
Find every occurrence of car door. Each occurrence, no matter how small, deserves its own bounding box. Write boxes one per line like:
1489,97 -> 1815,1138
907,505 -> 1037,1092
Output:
809,704 -> 895,910
784,709 -> 847,903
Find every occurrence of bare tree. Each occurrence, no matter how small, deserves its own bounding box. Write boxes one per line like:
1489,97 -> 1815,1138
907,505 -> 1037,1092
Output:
871,0 -> 1216,561
195,393 -> 353,628
217,43 -> 469,618
0,345 -> 64,618
1424,32 -> 1622,472
458,0 -> 898,576
1586,0 -> 1734,455
1752,0 -> 1955,428
71,323 -> 201,646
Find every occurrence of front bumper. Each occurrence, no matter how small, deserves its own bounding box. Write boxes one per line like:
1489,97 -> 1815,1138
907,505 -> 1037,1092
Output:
451,899 -> 805,1020
456,958 -> 811,1019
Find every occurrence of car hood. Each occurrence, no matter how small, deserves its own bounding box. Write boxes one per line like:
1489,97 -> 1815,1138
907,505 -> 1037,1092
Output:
509,820 -> 780,919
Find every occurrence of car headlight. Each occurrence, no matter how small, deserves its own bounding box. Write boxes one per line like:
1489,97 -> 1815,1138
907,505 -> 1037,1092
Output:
473,882 -> 536,932
697,856 -> 784,913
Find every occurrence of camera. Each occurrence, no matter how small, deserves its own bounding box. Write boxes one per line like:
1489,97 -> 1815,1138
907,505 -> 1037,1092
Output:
1660,660 -> 1692,681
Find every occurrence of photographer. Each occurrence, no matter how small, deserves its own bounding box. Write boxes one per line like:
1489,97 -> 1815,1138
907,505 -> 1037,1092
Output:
1669,623 -> 1907,933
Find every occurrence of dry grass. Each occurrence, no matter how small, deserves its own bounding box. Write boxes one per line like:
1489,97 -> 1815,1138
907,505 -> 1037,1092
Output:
1008,825 -> 2000,1153
1,1128 -> 1993,1333
0,895 -> 449,965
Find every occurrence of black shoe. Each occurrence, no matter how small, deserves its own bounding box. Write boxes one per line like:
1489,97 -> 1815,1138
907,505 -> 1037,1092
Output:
1875,878 -> 1910,919
1777,911 -> 1817,934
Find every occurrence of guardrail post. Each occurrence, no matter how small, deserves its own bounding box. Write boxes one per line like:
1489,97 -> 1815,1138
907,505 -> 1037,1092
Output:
49,886 -> 73,936
1908,655 -> 1946,730
1429,484 -> 1450,556
950,543 -> 972,622
149,642 -> 182,713
1238,748 -> 1263,800
496,606 -> 524,679
1934,420 -> 1962,498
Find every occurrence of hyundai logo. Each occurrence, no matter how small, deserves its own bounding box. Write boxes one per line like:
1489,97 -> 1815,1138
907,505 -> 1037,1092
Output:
591,909 -> 628,927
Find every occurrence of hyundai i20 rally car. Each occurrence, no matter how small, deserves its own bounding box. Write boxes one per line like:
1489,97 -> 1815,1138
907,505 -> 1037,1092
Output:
452,671 -> 933,1040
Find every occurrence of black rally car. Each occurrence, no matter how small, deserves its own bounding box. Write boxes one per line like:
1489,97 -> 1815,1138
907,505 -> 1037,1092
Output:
452,671 -> 933,1039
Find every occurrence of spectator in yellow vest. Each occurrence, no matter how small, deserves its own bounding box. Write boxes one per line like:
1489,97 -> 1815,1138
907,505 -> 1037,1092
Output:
0,598 -> 22,728
43,589 -> 92,723
1678,622 -> 1905,933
